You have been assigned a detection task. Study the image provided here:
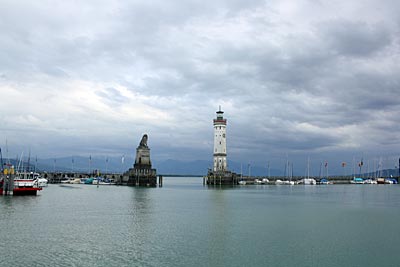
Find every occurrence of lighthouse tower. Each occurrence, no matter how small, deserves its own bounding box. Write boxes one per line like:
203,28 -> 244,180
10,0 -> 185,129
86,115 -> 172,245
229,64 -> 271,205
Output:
213,107 -> 227,172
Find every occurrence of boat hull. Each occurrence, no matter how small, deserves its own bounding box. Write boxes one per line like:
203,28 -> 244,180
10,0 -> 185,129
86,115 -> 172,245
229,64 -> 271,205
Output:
13,187 -> 42,195
1,178 -> 43,196
1,187 -> 42,196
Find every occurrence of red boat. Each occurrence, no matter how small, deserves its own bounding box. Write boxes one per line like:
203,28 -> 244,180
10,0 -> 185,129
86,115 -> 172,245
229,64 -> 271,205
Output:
1,169 -> 43,196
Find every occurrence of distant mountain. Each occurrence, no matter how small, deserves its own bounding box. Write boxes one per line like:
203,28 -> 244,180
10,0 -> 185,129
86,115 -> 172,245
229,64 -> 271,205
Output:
2,156 -> 399,177
1,156 -> 280,176
154,159 -> 283,176
153,159 -> 210,176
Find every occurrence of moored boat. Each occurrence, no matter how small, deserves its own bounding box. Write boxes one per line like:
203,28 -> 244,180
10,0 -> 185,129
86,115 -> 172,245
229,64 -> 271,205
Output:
282,180 -> 295,185
385,178 -> 397,184
302,178 -> 317,185
363,179 -> 377,184
351,177 -> 364,184
91,177 -> 116,185
320,178 -> 333,185
254,179 -> 263,184
1,167 -> 43,196
377,178 -> 385,184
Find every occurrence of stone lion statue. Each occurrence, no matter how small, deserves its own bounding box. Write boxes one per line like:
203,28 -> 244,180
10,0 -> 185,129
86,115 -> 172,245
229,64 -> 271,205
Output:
139,134 -> 148,148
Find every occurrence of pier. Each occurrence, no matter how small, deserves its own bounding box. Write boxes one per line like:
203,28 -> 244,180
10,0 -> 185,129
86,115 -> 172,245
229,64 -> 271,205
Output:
204,170 -> 238,185
38,171 -> 163,186
205,174 -> 400,185
243,175 -> 398,184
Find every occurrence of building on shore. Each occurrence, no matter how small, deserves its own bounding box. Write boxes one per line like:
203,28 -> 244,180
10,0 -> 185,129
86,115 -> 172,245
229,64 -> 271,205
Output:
205,108 -> 238,185
120,134 -> 158,186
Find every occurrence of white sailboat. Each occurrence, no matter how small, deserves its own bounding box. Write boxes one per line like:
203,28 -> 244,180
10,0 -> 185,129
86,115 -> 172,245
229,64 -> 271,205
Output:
303,157 -> 316,185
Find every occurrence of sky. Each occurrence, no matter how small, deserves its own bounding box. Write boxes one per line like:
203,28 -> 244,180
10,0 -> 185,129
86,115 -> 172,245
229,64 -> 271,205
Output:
1,0 -> 400,175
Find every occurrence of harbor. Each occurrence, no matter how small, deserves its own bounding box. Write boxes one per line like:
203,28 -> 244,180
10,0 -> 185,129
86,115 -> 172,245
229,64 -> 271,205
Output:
1,1 -> 399,266
2,109 -> 398,192
1,176 -> 400,267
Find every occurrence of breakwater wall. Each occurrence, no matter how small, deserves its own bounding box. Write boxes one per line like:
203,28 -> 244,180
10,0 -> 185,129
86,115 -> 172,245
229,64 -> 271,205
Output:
40,172 -> 123,184
39,172 -> 163,186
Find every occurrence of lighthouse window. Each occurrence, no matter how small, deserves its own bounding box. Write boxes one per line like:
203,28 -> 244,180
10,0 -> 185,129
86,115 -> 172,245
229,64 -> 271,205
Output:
219,141 -> 221,145
222,133 -> 225,138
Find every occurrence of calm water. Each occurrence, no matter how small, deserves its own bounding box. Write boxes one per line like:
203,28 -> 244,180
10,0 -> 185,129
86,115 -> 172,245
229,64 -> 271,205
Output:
1,178 -> 400,267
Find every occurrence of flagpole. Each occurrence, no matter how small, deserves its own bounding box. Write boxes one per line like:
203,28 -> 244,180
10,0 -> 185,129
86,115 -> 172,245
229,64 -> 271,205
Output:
121,155 -> 125,173
89,155 -> 92,176
106,157 -> 108,175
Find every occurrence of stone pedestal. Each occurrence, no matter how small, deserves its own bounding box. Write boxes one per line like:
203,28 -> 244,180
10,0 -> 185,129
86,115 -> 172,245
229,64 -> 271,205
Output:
134,148 -> 151,168
205,170 -> 238,185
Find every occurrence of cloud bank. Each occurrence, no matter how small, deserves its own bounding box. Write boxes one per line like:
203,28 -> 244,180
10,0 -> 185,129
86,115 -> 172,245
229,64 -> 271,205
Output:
1,0 -> 399,174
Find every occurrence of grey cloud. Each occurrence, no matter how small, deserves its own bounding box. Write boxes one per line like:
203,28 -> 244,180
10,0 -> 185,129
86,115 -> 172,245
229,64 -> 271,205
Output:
318,20 -> 393,57
1,1 -> 400,174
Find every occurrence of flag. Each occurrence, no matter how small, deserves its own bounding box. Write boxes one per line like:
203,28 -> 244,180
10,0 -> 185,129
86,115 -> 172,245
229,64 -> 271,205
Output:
341,162 -> 346,167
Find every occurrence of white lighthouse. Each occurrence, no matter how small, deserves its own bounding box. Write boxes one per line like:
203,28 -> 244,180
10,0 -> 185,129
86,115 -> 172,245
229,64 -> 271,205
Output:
213,107 -> 227,172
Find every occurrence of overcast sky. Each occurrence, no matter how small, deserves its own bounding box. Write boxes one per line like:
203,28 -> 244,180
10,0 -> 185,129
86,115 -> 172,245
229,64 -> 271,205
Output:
1,0 -> 399,174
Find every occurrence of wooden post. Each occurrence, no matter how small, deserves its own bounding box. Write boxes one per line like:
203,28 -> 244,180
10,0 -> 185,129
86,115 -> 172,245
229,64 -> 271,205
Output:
158,175 -> 163,187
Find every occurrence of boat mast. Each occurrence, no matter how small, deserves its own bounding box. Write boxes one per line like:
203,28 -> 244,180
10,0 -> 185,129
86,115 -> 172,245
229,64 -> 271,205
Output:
326,161 -> 329,179
290,162 -> 293,181
34,156 -> 38,174
0,147 -> 3,172
27,148 -> 31,173
17,152 -> 24,176
319,162 -> 322,179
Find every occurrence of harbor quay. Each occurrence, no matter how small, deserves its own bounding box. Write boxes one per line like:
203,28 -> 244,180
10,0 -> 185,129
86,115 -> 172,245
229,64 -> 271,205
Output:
14,170 -> 399,186
204,175 -> 399,185
40,171 -> 163,186
40,171 -> 120,183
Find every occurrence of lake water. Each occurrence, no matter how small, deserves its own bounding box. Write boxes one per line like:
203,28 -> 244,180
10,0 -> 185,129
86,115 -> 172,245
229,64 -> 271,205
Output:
1,177 -> 400,267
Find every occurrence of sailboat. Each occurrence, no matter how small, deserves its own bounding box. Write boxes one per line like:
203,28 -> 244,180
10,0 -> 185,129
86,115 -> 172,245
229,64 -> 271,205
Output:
283,161 -> 294,185
238,163 -> 246,185
303,157 -> 316,185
